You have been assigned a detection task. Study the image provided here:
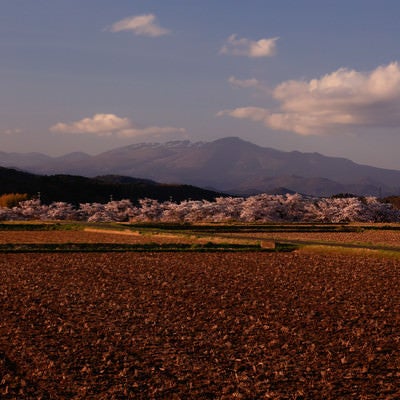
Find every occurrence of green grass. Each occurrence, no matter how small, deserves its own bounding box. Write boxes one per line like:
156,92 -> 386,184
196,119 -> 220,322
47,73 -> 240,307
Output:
126,222 -> 362,234
1,221 -> 400,234
0,222 -> 84,231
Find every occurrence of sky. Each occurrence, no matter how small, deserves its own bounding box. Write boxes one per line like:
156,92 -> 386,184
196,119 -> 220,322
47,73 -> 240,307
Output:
2,0 -> 400,170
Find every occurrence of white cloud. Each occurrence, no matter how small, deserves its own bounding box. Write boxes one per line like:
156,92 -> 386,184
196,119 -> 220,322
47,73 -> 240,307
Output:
218,62 -> 400,135
50,113 -> 185,138
228,76 -> 261,89
220,34 -> 278,58
108,14 -> 170,37
50,114 -> 131,135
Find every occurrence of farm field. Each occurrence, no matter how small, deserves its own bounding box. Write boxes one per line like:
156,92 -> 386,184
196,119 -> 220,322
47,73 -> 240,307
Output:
0,224 -> 399,399
222,229 -> 400,248
0,230 -> 201,245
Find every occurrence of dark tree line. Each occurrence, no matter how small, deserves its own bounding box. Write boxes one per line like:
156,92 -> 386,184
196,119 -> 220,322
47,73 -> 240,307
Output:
0,167 -> 223,204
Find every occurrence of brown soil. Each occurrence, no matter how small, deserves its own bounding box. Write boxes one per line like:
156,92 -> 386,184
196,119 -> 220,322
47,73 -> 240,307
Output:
225,230 -> 400,247
0,252 -> 399,399
0,231 -> 198,245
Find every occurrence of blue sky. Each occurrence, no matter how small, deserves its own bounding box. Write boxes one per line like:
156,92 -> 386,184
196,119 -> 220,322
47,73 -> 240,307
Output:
2,0 -> 400,169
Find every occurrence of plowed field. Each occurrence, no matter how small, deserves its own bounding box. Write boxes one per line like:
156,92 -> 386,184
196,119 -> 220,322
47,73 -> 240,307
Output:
0,230 -> 198,245
223,230 -> 400,247
1,252 -> 399,399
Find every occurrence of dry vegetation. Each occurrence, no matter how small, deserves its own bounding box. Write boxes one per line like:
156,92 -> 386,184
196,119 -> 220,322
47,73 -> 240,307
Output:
222,229 -> 400,248
1,247 -> 399,399
0,230 -> 202,245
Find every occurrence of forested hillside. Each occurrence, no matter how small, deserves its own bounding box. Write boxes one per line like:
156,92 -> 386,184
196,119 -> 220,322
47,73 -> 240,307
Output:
0,167 -> 222,204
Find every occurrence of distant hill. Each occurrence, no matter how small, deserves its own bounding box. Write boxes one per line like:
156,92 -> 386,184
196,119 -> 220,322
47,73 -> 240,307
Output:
1,137 -> 400,196
0,167 -> 223,204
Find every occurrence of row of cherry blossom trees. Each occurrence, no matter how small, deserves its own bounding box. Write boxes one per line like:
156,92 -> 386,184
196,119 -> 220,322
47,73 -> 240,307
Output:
0,194 -> 399,223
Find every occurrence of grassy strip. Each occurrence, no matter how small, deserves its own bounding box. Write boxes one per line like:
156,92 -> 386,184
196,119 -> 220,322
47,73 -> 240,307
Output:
0,221 -> 360,233
0,222 -> 84,231
0,242 -> 297,253
274,242 -> 300,252
127,222 -> 361,233
3,221 -> 400,233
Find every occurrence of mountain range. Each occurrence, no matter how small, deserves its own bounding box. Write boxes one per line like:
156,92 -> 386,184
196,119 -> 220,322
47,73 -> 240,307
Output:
1,137 -> 400,197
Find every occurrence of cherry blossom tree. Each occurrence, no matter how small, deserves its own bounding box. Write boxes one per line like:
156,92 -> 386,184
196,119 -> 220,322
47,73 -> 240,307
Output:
0,194 -> 399,223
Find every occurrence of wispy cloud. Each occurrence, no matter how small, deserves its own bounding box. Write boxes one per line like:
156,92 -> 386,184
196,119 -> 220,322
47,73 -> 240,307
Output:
217,107 -> 268,122
108,14 -> 170,37
218,62 -> 400,135
228,76 -> 261,89
220,34 -> 278,58
118,126 -> 186,138
1,128 -> 22,135
50,113 -> 185,138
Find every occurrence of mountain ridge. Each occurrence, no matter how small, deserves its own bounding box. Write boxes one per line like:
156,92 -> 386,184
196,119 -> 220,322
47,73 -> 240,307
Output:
1,137 -> 400,196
